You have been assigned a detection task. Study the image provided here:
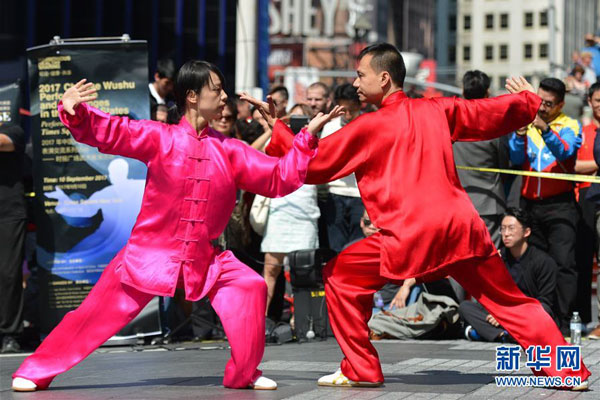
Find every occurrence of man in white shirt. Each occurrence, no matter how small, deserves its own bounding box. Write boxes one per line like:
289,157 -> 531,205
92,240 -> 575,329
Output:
320,83 -> 364,252
148,58 -> 175,122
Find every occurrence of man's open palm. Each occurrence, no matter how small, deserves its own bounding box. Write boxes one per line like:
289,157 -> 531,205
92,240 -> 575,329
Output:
306,105 -> 345,135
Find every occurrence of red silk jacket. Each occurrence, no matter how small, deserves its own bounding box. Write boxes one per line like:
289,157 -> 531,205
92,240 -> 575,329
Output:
267,91 -> 541,280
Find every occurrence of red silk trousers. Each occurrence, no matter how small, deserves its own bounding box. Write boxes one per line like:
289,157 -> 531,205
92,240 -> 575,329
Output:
13,250 -> 266,389
323,234 -> 591,384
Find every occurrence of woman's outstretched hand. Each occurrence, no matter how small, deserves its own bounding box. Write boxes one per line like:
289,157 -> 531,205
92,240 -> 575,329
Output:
62,79 -> 97,116
238,92 -> 277,129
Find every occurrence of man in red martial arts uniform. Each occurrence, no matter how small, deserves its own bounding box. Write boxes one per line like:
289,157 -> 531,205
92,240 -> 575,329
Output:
254,43 -> 590,390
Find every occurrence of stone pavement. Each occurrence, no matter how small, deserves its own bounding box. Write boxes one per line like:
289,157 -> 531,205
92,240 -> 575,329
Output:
1,338 -> 599,399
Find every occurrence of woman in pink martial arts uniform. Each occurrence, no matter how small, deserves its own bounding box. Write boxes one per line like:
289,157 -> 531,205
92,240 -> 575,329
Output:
12,61 -> 342,392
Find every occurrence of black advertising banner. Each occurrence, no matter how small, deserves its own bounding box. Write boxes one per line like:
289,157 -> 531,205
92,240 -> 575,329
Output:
0,81 -> 22,124
27,39 -> 160,340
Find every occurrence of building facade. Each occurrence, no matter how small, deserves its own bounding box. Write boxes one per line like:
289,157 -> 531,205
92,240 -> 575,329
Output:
456,0 -> 565,91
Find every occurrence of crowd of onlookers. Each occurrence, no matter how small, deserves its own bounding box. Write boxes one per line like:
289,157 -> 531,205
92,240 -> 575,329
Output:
2,32 -> 600,352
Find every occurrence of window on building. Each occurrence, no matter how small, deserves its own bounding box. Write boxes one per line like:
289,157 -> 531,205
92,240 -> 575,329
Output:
448,45 -> 456,63
524,43 -> 533,59
539,43 -> 548,59
500,44 -> 508,60
485,13 -> 494,29
463,45 -> 471,62
485,45 -> 494,61
540,11 -> 548,27
449,15 -> 457,31
524,12 -> 533,28
524,75 -> 533,85
464,15 -> 471,31
499,76 -> 508,89
500,13 -> 509,29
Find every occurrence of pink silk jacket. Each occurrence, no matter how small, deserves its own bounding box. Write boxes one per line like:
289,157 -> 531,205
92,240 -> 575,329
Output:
58,102 -> 318,300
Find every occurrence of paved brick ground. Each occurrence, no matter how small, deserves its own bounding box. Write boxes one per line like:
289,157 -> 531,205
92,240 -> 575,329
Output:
1,338 -> 599,399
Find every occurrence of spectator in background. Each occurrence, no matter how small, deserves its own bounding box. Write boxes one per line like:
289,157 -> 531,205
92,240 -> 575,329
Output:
508,77 -> 582,335
321,83 -> 365,252
261,105 -> 320,318
578,83 -> 600,337
0,122 -> 26,353
287,103 -> 312,119
306,82 -> 332,249
565,64 -> 589,99
149,58 -> 176,121
268,86 -> 289,118
460,208 -> 557,342
589,127 -> 600,340
236,119 -> 264,145
234,94 -> 252,122
306,82 -> 331,118
252,107 -> 270,133
453,71 -> 508,248
582,33 -> 600,77
580,52 -> 597,87
210,98 -> 237,137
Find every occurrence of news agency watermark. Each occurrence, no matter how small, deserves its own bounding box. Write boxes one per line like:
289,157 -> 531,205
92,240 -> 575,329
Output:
494,345 -> 581,388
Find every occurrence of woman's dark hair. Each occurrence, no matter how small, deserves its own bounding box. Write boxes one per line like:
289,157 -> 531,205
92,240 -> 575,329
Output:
174,60 -> 225,114
503,207 -> 532,230
334,83 -> 360,103
235,119 -> 264,144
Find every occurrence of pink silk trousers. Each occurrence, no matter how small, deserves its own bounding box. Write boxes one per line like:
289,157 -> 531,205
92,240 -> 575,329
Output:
323,234 -> 591,384
13,250 -> 266,389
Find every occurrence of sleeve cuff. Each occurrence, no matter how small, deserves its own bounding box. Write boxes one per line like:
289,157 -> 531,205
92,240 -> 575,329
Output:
292,128 -> 319,157
541,127 -> 554,139
58,101 -> 87,127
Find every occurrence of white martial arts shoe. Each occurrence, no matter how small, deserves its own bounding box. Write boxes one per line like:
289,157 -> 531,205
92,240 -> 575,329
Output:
12,377 -> 37,392
317,369 -> 383,387
571,379 -> 589,391
250,375 -> 277,390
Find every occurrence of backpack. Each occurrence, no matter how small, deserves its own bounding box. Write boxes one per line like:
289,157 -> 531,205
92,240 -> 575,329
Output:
368,292 -> 460,340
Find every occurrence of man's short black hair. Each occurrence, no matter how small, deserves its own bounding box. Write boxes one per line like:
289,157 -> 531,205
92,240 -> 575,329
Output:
462,70 -> 491,100
269,85 -> 289,100
156,58 -> 176,80
357,42 -> 406,87
588,81 -> 600,99
539,77 -> 566,102
334,83 -> 360,103
503,207 -> 532,230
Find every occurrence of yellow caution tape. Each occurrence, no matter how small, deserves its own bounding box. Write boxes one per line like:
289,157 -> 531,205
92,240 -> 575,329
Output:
456,166 -> 600,184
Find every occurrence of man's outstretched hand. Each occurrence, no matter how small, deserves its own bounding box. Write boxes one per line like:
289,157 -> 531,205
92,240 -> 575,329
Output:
505,76 -> 535,95
62,79 -> 97,116
306,106 -> 345,135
